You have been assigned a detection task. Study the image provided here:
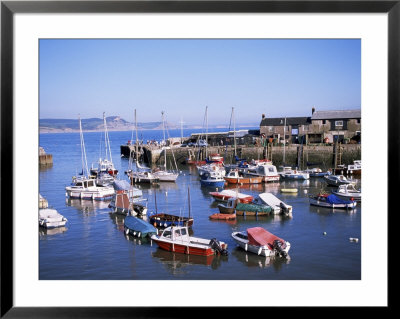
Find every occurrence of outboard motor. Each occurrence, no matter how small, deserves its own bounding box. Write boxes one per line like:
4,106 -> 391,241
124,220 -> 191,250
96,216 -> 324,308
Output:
273,239 -> 288,258
209,238 -> 228,256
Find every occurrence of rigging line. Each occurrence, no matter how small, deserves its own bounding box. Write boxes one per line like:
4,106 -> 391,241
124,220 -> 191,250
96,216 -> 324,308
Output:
164,120 -> 179,172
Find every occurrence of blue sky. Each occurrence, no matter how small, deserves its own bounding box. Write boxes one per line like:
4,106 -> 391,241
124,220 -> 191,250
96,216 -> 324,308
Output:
39,39 -> 360,126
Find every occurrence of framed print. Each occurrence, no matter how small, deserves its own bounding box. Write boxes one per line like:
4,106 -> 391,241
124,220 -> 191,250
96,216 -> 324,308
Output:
1,0 -> 396,317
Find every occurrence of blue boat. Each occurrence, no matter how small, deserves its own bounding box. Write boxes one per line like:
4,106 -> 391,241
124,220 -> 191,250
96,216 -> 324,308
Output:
200,171 -> 225,188
124,216 -> 158,238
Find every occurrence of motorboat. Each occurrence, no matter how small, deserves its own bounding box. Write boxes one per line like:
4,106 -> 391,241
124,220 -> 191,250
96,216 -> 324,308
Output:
309,193 -> 357,209
224,169 -> 263,185
66,176 -> 115,201
331,184 -> 361,202
197,162 -> 226,177
303,167 -> 331,177
150,225 -> 228,256
124,216 -> 157,238
39,208 -> 68,229
231,227 -> 290,257
209,189 -> 253,203
333,160 -> 361,177
129,170 -> 160,184
200,171 -> 225,188
279,167 -> 310,180
242,161 -> 280,182
324,174 -> 354,186
258,192 -> 293,216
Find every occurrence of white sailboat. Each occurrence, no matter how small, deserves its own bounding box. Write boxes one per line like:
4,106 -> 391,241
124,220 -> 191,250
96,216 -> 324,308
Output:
128,109 -> 159,184
152,111 -> 179,182
65,116 -> 115,201
90,112 -> 118,186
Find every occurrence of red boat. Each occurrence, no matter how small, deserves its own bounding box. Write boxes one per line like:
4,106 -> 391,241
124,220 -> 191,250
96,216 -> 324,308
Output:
150,226 -> 228,256
209,189 -> 253,203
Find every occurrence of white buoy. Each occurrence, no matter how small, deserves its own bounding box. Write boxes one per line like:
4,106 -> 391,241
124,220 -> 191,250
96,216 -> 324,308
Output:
349,237 -> 359,242
304,189 -> 308,194
323,232 -> 327,235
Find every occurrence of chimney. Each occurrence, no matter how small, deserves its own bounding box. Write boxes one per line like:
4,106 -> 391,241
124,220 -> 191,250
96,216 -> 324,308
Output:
262,114 -> 265,119
312,107 -> 315,115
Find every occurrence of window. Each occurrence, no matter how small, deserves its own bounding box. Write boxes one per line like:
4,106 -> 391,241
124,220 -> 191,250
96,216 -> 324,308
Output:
357,119 -> 361,124
181,228 -> 187,236
88,181 -> 94,187
323,120 -> 326,124
163,231 -> 171,238
268,126 -> 273,132
303,125 -> 309,131
335,120 -> 343,126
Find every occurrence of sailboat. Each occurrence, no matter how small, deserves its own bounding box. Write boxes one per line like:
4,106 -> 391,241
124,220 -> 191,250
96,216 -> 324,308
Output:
90,112 -> 118,179
128,109 -> 159,184
148,186 -> 194,228
65,116 -> 115,201
152,111 -> 179,182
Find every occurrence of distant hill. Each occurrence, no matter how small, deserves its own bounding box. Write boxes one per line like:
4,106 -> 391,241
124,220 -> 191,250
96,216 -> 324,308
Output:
39,116 -> 258,133
39,116 -> 177,133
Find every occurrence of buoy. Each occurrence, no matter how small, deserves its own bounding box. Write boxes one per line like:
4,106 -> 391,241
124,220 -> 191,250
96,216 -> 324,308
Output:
323,232 -> 327,235
349,237 -> 359,242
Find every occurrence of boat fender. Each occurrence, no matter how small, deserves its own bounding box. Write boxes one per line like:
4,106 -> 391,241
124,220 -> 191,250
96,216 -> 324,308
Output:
125,227 -> 129,235
244,243 -> 248,251
138,232 -> 141,238
257,247 -> 262,255
133,231 -> 137,236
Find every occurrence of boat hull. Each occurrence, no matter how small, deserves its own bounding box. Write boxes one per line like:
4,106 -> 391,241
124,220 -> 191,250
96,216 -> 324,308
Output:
217,204 -> 236,214
65,188 -> 114,201
224,177 -> 263,184
232,233 -> 291,257
200,180 -> 225,187
149,214 -> 194,228
309,197 -> 357,209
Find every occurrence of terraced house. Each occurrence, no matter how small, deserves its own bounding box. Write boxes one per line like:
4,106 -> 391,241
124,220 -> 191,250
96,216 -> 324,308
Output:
260,108 -> 361,145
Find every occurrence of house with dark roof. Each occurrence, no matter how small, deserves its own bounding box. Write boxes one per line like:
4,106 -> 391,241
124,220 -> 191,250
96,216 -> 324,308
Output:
308,109 -> 361,144
260,114 -> 311,144
259,108 -> 361,144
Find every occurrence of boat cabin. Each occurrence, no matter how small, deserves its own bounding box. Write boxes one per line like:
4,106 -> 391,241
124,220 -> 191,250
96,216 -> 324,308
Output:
160,226 -> 191,243
71,177 -> 97,189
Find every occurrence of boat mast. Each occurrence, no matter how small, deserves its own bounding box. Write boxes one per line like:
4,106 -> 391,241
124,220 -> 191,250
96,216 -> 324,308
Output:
233,107 -> 237,158
79,115 -> 89,177
180,117 -> 183,144
135,109 -> 138,172
283,117 -> 286,165
205,106 -> 208,158
188,186 -> 191,219
162,111 -> 167,171
103,112 -> 113,163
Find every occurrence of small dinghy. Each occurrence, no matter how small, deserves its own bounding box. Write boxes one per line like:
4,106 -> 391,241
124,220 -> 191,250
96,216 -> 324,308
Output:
309,193 -> 357,209
280,188 -> 298,193
124,216 -> 157,238
231,227 -> 290,257
209,212 -> 236,220
209,189 -> 253,203
39,208 -> 68,229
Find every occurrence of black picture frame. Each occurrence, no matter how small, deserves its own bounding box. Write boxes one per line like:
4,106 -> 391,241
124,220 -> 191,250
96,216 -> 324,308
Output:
1,0 -> 395,317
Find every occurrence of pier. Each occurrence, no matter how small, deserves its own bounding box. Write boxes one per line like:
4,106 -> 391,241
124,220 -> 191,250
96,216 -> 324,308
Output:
121,142 -> 361,170
39,147 -> 53,166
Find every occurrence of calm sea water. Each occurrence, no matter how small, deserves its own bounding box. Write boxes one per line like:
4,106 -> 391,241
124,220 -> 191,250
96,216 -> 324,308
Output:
39,129 -> 361,280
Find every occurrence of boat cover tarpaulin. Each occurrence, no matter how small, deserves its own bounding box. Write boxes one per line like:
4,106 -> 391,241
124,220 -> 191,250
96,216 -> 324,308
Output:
247,227 -> 285,248
236,202 -> 271,213
124,216 -> 157,234
116,193 -> 130,209
326,194 -> 353,204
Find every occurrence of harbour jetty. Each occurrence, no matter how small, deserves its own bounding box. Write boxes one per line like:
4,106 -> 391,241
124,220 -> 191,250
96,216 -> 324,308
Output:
39,147 -> 53,166
121,142 -> 360,171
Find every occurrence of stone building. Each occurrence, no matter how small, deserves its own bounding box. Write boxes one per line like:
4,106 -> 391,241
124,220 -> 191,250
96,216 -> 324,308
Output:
259,108 -> 361,145
307,108 -> 361,144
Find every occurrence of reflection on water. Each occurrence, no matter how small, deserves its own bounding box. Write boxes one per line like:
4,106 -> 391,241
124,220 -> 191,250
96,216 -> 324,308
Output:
151,248 -> 227,274
232,247 -> 291,270
66,198 -> 110,215
39,226 -> 68,237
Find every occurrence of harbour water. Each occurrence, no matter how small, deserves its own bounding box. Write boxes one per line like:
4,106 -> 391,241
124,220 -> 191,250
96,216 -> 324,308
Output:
39,130 -> 361,280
